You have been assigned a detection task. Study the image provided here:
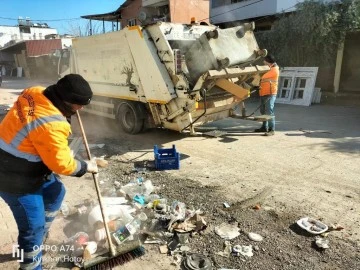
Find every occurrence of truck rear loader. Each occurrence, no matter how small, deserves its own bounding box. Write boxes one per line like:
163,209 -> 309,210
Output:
59,21 -> 269,134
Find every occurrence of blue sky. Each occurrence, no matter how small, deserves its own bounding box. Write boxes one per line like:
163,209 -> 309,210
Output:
0,0 -> 125,34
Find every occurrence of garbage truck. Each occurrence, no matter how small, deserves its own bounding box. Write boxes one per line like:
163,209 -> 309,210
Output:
58,21 -> 270,134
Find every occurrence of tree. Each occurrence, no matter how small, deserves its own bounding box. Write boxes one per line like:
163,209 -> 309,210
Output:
64,20 -> 109,37
256,0 -> 360,66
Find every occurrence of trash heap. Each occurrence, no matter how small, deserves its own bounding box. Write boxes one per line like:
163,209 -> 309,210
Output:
58,176 -> 207,268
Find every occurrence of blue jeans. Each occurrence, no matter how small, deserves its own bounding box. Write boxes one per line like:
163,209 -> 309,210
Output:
0,174 -> 65,270
260,95 -> 276,131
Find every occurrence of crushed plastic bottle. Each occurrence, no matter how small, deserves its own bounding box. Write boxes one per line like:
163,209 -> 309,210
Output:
95,220 -> 125,241
60,203 -> 78,217
112,212 -> 147,245
65,232 -> 89,249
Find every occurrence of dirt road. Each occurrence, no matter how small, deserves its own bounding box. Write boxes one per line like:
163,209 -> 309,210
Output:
0,77 -> 359,269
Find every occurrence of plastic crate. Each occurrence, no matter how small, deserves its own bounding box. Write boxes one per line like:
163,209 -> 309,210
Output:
154,145 -> 180,170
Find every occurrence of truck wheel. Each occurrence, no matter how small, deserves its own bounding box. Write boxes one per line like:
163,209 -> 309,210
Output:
116,100 -> 145,134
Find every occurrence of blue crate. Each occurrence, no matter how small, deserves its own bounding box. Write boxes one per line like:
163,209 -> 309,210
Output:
154,145 -> 180,170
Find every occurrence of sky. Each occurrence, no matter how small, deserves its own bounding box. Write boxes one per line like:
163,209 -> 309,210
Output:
0,0 -> 125,34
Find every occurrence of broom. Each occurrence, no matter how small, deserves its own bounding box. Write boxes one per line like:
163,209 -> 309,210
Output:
76,111 -> 145,269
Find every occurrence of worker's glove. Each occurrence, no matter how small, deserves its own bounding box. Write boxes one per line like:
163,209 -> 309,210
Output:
85,158 -> 98,174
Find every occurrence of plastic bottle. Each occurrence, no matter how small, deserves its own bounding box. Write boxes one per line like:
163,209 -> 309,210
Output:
94,220 -> 124,241
112,212 -> 147,245
65,232 -> 89,247
60,203 -> 78,217
144,194 -> 160,203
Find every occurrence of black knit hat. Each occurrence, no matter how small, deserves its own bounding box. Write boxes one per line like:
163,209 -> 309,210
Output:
264,54 -> 276,64
55,74 -> 93,105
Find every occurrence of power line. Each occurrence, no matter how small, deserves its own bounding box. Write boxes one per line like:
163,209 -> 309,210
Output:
0,16 -> 81,22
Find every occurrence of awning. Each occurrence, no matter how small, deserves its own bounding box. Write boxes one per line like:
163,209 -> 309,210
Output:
81,0 -> 135,22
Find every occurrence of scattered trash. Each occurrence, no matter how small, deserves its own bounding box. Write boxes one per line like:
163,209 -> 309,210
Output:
172,212 -> 206,233
315,236 -> 330,249
253,204 -> 261,210
159,245 -> 168,254
296,217 -> 328,235
95,157 -> 108,167
215,223 -> 240,240
216,241 -> 232,258
65,232 -> 89,247
114,181 -> 121,188
176,233 -> 189,244
329,224 -> 345,231
233,245 -> 253,257
248,232 -> 263,242
182,254 -> 213,270
223,202 -> 230,208
180,245 -> 191,252
133,194 -> 146,205
112,212 -> 147,245
84,241 -> 97,255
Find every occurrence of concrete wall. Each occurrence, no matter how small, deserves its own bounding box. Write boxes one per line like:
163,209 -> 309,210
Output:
210,0 -> 298,24
169,0 -> 209,24
120,0 -> 143,27
340,32 -> 360,92
119,0 -> 210,26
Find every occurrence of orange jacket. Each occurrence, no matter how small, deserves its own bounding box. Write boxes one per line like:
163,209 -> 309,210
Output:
259,64 -> 279,96
0,87 -> 85,193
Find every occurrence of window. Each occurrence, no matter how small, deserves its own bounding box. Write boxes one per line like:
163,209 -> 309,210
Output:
278,77 -> 292,99
127,19 -> 136,27
293,78 -> 307,99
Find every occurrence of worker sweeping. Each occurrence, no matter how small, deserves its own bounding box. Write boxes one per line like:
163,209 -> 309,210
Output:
254,54 -> 279,136
0,74 -> 98,270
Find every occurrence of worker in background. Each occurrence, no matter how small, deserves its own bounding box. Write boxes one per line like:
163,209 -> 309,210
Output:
254,54 -> 279,136
0,74 -> 98,270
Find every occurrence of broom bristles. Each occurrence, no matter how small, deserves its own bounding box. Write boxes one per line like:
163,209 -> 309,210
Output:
83,239 -> 145,270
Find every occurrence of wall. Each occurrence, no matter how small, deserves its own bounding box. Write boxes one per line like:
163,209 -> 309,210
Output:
119,0 -> 210,26
25,39 -> 62,57
0,25 -> 57,48
169,0 -> 210,24
340,32 -> 360,92
210,0 -> 298,24
0,26 -> 20,47
120,0 -> 143,27
61,38 -> 73,49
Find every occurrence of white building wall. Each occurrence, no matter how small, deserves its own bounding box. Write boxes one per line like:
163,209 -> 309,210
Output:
0,26 -> 21,47
61,38 -> 73,48
0,25 -> 57,48
210,0 -> 300,24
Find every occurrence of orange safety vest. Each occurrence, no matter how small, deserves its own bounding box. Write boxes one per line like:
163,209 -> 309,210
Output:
259,64 -> 279,96
0,87 -> 82,193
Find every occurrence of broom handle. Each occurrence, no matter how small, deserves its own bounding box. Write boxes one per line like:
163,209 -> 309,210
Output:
76,111 -> 116,257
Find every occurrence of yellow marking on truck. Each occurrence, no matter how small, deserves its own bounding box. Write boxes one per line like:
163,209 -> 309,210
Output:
147,99 -> 168,104
94,93 -> 138,101
128,25 -> 143,38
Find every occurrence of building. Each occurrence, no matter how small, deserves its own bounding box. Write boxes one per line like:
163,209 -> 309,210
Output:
0,17 -> 69,79
81,0 -> 210,34
210,0 -> 360,95
0,17 -> 58,48
210,0 -> 299,29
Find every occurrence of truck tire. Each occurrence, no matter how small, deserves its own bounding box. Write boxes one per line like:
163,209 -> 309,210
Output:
116,100 -> 145,134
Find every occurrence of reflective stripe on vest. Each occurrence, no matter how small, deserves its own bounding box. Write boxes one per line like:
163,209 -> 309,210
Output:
0,114 -> 66,162
261,79 -> 277,83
